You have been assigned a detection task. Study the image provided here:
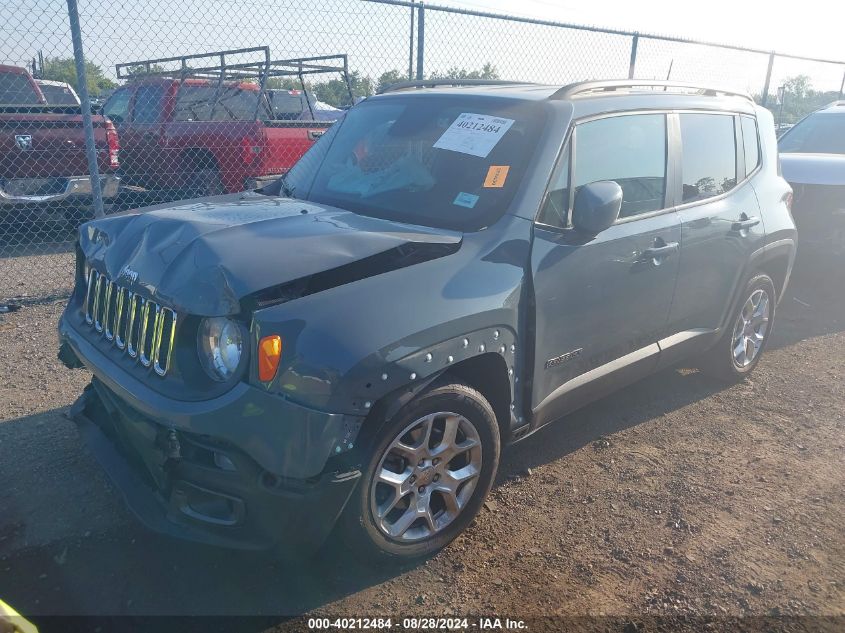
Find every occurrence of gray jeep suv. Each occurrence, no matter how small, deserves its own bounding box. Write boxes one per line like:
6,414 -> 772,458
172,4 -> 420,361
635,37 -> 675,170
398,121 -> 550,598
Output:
59,79 -> 796,562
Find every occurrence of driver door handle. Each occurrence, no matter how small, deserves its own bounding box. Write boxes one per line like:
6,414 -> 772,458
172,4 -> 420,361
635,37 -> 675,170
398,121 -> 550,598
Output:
642,241 -> 679,260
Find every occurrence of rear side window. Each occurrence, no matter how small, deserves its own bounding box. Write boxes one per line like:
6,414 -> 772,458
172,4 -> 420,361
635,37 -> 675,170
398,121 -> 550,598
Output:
573,114 -> 667,218
680,114 -> 737,203
133,84 -> 166,124
174,84 -> 268,121
741,116 -> 760,175
0,71 -> 41,104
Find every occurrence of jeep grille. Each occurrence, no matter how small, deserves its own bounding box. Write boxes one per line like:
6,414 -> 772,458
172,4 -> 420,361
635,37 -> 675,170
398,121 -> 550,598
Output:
83,269 -> 177,377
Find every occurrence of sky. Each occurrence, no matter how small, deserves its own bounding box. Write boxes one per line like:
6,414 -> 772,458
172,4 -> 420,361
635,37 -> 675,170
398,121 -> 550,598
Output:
443,0 -> 844,61
2,0 -> 843,94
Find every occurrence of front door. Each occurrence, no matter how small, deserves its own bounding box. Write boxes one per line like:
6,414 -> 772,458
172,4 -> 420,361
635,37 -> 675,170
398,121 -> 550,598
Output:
530,112 -> 681,427
122,83 -> 168,192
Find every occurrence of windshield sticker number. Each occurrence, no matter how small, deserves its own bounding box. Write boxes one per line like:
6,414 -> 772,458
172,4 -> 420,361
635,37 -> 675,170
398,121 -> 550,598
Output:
483,165 -> 510,188
434,113 -> 515,158
453,192 -> 480,208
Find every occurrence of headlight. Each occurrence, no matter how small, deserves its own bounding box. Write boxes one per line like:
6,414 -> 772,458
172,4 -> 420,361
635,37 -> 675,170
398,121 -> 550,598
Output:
198,317 -> 244,381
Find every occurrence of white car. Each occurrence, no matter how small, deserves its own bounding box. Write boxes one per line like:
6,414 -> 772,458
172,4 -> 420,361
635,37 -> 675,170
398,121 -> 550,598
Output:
779,100 -> 845,252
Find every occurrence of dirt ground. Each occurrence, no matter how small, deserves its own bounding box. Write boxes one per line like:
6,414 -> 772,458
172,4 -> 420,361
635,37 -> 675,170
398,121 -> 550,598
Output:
0,249 -> 842,633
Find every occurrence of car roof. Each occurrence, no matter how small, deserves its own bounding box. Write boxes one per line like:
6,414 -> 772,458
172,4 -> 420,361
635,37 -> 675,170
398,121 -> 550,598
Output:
815,101 -> 845,114
0,64 -> 29,75
374,79 -> 758,116
35,79 -> 71,87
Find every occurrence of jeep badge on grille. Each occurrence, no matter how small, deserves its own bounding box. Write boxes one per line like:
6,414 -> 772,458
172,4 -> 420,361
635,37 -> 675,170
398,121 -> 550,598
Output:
119,265 -> 139,284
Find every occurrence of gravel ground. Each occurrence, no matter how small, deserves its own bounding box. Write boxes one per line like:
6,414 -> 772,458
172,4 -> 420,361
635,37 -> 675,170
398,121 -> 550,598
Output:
0,249 -> 842,633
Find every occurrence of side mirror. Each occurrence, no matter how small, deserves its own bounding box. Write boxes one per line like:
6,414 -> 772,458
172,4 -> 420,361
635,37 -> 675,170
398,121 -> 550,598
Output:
572,181 -> 623,235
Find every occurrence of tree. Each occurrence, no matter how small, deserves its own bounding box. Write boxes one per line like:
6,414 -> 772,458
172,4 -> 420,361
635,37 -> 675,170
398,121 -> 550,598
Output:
377,69 -> 406,93
312,71 -> 374,107
123,63 -> 165,77
429,63 -> 500,81
754,74 -> 840,124
41,57 -> 115,96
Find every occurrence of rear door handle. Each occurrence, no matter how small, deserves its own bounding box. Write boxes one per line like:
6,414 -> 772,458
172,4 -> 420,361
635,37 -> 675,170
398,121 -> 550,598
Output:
732,216 -> 761,231
642,242 -> 679,260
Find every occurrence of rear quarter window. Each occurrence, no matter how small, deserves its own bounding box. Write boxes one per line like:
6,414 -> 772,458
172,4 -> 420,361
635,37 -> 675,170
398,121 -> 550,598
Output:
679,113 -> 737,203
741,116 -> 760,175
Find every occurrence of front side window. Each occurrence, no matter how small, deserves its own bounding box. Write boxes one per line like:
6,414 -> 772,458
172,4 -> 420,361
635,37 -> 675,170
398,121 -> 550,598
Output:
283,96 -> 546,232
573,113 -> 667,218
537,144 -> 570,228
680,113 -> 737,203
778,112 -> 845,154
740,116 -> 760,175
133,84 -> 166,125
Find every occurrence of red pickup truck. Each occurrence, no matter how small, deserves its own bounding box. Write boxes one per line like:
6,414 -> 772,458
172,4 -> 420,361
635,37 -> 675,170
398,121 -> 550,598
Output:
104,50 -> 349,199
0,64 -> 120,223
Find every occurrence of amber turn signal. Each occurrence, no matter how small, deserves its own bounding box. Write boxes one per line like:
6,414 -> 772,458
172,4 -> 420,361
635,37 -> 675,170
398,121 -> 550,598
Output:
258,335 -> 282,382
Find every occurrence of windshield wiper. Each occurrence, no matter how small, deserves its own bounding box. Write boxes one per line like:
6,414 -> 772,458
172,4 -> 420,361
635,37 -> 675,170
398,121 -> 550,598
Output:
279,177 -> 296,199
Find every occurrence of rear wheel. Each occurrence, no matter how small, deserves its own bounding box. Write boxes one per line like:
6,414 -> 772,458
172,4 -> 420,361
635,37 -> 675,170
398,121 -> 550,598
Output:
699,273 -> 776,381
340,380 -> 500,563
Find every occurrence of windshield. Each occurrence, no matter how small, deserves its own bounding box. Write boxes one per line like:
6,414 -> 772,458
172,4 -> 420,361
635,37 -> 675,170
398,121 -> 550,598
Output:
281,95 -> 546,231
778,112 -> 845,154
0,71 -> 41,104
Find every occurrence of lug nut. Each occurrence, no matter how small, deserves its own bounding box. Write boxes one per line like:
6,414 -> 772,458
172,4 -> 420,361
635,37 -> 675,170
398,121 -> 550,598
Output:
409,475 -> 416,484
418,486 -> 426,494
433,474 -> 440,482
432,457 -> 440,465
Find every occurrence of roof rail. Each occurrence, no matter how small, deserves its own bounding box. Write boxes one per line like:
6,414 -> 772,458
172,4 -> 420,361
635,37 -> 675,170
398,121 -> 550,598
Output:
550,80 -> 752,101
379,79 -> 538,94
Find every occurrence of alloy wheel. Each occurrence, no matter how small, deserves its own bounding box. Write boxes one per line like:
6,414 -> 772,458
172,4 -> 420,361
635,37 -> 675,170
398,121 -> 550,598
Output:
370,411 -> 482,542
731,288 -> 771,368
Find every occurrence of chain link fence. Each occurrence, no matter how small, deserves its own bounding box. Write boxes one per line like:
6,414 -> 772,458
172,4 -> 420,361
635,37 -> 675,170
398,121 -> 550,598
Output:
2,0 -> 844,302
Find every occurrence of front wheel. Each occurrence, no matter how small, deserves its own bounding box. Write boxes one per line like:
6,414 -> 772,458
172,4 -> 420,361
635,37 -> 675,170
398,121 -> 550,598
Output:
340,380 -> 500,563
188,166 -> 225,199
699,273 -> 776,381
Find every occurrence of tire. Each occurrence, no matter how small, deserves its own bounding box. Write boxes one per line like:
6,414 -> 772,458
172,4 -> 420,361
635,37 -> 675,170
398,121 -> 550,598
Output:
187,160 -> 225,199
339,379 -> 501,563
63,205 -> 94,231
699,273 -> 777,382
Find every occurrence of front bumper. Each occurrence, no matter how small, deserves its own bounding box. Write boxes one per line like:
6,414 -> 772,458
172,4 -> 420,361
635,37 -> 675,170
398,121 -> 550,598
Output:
72,383 -> 359,552
0,174 -> 120,206
59,313 -> 363,552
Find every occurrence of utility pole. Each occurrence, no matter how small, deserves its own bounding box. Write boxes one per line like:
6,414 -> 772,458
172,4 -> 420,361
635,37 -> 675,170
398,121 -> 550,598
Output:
408,1 -> 415,81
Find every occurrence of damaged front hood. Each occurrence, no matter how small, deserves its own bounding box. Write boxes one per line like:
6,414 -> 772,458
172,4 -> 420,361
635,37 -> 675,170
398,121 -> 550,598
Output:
780,153 -> 845,186
79,192 -> 461,315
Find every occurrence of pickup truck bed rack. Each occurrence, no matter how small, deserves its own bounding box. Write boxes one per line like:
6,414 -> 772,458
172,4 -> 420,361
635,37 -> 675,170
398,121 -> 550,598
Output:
116,49 -> 353,118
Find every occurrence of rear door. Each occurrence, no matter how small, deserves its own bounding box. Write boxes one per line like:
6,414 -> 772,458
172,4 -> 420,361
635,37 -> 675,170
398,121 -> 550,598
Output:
530,112 -> 682,427
664,112 -> 765,358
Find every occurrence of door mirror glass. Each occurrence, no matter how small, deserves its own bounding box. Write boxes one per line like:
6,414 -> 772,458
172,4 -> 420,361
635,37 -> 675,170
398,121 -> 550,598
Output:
572,181 -> 622,234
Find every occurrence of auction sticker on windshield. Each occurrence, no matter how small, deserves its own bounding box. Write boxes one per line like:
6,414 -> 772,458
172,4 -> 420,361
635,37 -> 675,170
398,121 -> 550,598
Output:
434,113 -> 515,158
